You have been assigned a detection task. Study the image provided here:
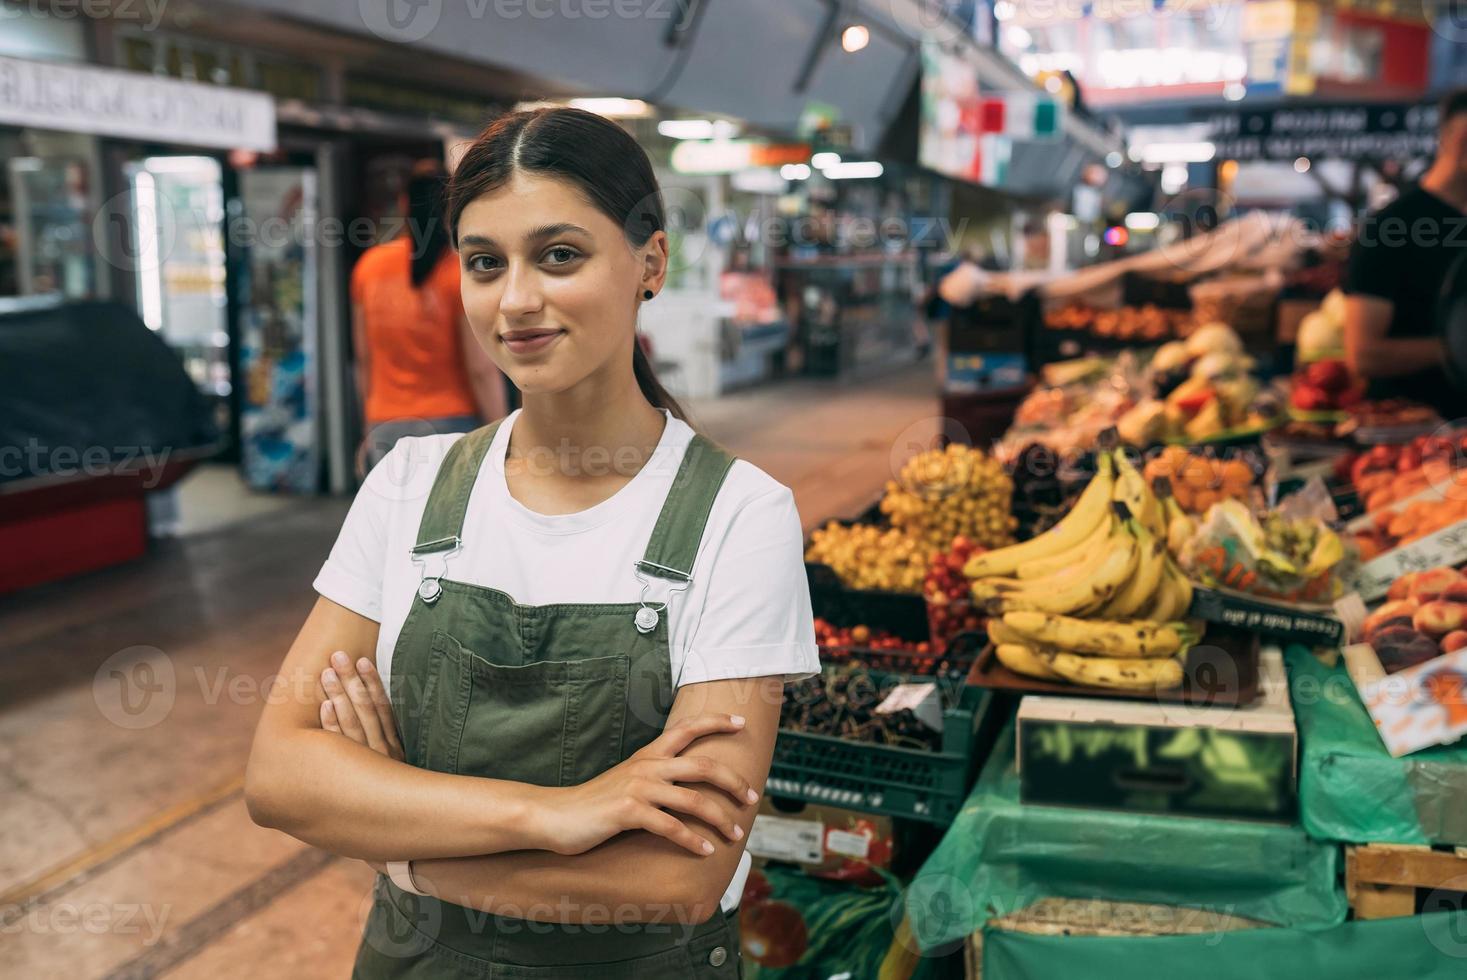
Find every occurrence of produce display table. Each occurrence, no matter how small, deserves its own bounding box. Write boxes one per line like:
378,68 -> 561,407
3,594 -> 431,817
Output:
1285,645 -> 1467,847
979,907 -> 1467,979
904,722 -> 1347,954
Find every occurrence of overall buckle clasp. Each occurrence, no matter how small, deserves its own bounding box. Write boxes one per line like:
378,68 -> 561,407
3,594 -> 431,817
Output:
631,560 -> 692,633
410,536 -> 462,604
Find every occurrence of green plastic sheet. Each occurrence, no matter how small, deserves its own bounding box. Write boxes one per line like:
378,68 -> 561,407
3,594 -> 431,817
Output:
1286,645 -> 1467,846
743,864 -> 900,979
906,722 -> 1346,953
982,908 -> 1467,979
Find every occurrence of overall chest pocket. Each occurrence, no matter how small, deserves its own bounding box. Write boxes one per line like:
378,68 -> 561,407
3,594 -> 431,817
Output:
417,630 -> 630,786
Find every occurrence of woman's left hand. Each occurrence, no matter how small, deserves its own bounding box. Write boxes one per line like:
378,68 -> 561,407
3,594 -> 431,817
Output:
318,651 -> 405,762
318,651 -> 402,877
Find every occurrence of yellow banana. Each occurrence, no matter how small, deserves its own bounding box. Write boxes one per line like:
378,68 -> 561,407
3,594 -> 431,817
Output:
995,643 -> 1062,681
1145,558 -> 1194,623
1168,558 -> 1194,614
987,620 -> 1028,646
1045,651 -> 1185,691
1159,486 -> 1197,557
973,516 -> 1119,601
1097,520 -> 1165,619
1016,516 -> 1117,580
1001,610 -> 1184,658
1112,449 -> 1165,541
963,454 -> 1115,579
995,528 -> 1138,616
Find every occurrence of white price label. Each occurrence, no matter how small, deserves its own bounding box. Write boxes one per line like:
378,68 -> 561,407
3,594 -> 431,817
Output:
824,828 -> 872,860
1356,519 -> 1467,601
747,815 -> 823,864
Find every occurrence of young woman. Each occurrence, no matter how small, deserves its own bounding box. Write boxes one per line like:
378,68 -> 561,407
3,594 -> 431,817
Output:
244,107 -> 819,978
351,161 -> 508,476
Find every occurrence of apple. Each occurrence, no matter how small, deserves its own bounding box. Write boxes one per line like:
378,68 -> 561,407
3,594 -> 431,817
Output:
1291,384 -> 1332,411
1443,580 -> 1467,604
1410,568 -> 1466,602
1413,600 -> 1467,638
1304,359 -> 1351,393
1372,627 -> 1444,674
1365,598 -> 1422,640
1441,630 -> 1467,655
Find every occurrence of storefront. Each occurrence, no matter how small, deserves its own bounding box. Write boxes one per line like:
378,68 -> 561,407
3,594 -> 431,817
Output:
0,2 -> 520,498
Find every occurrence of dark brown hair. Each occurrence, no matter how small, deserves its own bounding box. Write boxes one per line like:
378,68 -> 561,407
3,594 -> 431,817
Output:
406,166 -> 449,289
446,106 -> 687,420
1442,88 -> 1467,130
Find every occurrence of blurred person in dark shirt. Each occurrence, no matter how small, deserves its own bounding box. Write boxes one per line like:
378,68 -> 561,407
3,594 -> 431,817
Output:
1344,88 -> 1467,419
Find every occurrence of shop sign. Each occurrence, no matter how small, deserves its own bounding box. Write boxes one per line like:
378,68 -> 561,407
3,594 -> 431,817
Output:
670,140 -> 811,175
1207,102 -> 1437,161
0,54 -> 276,151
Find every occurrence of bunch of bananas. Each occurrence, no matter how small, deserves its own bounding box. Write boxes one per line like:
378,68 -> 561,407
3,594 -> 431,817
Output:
963,442 -> 1198,692
880,443 -> 1017,552
805,522 -> 935,593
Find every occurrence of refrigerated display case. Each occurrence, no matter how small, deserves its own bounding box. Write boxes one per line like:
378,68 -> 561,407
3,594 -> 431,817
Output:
126,156 -> 231,439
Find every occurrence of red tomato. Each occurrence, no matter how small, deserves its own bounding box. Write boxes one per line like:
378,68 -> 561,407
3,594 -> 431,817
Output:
740,900 -> 808,968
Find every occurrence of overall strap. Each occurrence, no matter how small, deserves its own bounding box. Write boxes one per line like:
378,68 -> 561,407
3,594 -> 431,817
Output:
636,433 -> 737,583
411,420 -> 504,555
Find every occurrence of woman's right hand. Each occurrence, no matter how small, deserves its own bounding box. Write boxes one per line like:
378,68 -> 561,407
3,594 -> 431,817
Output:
539,713 -> 760,857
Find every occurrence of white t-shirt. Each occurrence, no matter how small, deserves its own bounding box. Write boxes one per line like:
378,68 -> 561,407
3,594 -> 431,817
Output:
314,407 -> 820,912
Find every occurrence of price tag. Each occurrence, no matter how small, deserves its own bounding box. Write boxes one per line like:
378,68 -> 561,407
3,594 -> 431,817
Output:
747,815 -> 823,864
1355,519 -> 1467,602
875,683 -> 944,732
824,828 -> 871,860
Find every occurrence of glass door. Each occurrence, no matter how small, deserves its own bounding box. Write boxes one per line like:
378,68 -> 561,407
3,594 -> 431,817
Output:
233,165 -> 319,493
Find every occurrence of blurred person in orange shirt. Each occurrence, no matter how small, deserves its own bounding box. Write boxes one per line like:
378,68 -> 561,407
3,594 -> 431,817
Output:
352,163 -> 507,476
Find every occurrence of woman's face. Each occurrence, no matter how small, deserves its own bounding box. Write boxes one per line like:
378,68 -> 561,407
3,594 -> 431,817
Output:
456,171 -> 665,396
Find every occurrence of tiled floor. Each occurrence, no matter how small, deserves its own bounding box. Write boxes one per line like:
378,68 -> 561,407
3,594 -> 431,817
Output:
0,363 -> 938,979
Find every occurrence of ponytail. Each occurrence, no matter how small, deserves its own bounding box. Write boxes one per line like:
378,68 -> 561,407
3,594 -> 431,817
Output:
632,342 -> 688,421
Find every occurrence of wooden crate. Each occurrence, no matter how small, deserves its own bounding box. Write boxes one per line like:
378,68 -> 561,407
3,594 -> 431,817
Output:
1345,842 -> 1467,920
963,898 -> 1265,978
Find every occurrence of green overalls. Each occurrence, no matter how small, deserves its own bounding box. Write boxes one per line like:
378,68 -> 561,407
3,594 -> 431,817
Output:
351,418 -> 746,979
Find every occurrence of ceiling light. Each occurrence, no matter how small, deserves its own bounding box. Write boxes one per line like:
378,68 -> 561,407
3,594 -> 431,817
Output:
657,119 -> 715,139
568,98 -> 650,118
822,161 -> 883,179
841,25 -> 869,53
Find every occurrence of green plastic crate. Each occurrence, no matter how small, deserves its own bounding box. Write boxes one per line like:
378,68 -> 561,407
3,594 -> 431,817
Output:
768,684 -> 1001,826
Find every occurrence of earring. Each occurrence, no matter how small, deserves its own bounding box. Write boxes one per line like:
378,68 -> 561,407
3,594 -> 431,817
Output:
642,289 -> 654,300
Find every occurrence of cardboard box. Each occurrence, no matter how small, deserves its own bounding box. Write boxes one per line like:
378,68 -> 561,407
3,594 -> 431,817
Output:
1016,648 -> 1298,822
746,798 -> 895,883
